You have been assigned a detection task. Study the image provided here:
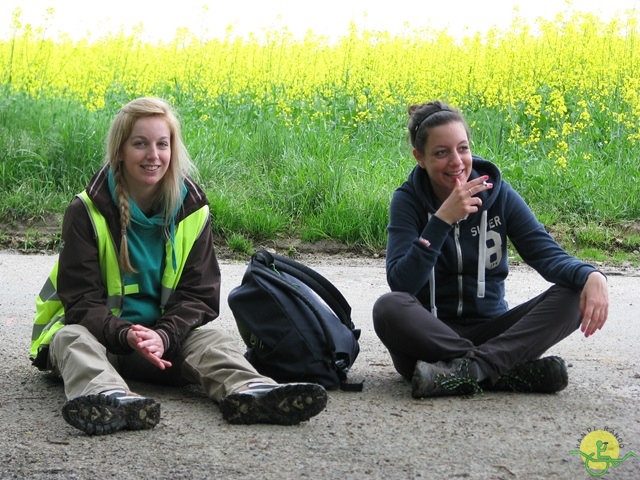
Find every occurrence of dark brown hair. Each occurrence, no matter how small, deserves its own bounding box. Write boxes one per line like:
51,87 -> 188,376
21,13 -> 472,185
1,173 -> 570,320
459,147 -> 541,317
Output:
408,101 -> 470,154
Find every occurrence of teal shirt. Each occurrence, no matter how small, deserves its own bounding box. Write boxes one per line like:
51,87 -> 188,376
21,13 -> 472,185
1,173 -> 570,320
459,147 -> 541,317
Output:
122,215 -> 165,326
107,169 -> 173,326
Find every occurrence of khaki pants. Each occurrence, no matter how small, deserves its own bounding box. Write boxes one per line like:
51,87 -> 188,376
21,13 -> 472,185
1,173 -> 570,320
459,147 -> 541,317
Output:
49,324 -> 275,402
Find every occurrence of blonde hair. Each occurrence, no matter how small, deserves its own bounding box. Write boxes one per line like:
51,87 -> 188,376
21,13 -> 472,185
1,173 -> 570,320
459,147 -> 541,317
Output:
105,97 -> 194,273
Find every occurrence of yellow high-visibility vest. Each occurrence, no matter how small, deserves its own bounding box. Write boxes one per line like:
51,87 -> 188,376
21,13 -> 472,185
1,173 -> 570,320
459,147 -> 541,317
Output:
29,190 -> 209,369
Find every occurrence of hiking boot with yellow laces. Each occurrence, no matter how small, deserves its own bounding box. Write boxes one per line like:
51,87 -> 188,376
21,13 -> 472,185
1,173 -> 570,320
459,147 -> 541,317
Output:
412,358 -> 483,398
488,356 -> 568,393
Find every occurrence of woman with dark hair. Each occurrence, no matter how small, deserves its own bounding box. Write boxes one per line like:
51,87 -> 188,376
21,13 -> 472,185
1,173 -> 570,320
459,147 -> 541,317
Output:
373,100 -> 609,398
30,97 -> 327,434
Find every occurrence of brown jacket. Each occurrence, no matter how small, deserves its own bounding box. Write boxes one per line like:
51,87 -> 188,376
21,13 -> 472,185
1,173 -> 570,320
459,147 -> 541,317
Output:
56,165 -> 221,360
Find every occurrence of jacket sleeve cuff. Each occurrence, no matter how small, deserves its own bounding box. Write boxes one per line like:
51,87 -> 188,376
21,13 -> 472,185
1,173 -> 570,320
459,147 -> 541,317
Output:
594,269 -> 607,280
420,215 -> 453,250
117,326 -> 135,353
155,328 -> 171,358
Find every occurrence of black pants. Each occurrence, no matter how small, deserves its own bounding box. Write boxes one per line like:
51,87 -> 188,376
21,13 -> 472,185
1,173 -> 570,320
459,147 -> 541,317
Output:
372,285 -> 581,383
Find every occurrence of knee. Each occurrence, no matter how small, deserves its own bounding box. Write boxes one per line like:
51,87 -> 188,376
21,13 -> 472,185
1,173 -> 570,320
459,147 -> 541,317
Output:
549,284 -> 582,313
184,328 -> 239,354
49,324 -> 104,369
51,324 -> 92,346
372,291 -> 414,333
550,284 -> 581,300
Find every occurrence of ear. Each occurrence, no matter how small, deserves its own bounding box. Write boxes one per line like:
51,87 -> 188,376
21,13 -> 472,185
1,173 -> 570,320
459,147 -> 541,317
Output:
413,148 -> 426,169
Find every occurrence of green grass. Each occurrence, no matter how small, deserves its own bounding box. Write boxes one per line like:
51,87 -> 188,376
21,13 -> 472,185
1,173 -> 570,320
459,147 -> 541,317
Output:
0,89 -> 639,265
2,5 -> 640,265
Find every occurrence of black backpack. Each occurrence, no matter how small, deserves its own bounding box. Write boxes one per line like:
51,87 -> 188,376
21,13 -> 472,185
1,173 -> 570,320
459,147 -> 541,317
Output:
228,250 -> 362,391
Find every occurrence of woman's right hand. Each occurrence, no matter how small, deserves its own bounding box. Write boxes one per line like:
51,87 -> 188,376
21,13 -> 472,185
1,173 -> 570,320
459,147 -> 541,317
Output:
435,176 -> 492,224
126,324 -> 173,370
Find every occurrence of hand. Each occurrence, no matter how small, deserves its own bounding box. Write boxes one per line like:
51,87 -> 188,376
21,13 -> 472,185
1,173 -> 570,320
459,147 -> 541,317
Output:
127,324 -> 173,370
435,176 -> 493,225
580,271 -> 609,338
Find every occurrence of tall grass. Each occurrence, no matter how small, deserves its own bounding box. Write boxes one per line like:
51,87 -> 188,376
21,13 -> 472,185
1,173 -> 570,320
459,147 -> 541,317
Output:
1,8 -> 639,257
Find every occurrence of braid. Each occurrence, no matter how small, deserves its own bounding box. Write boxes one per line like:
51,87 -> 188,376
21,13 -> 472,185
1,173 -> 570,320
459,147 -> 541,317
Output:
113,167 -> 136,274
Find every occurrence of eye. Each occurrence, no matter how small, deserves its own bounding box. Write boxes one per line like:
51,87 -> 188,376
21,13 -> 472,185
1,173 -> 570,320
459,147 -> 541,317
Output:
158,141 -> 170,149
434,149 -> 448,158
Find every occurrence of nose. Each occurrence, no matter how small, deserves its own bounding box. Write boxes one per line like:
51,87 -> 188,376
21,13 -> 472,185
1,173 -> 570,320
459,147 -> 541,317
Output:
147,145 -> 160,159
449,150 -> 463,165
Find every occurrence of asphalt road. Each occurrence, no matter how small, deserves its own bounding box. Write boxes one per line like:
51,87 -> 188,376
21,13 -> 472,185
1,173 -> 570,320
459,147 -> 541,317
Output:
0,252 -> 638,479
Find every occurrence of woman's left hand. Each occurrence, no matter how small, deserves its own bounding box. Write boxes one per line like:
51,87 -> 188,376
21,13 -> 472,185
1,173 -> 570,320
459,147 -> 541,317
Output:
580,271 -> 609,338
127,324 -> 173,369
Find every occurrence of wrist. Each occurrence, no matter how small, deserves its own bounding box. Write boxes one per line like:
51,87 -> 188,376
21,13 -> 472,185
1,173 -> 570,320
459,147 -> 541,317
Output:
433,212 -> 455,225
154,328 -> 170,356
118,326 -> 135,352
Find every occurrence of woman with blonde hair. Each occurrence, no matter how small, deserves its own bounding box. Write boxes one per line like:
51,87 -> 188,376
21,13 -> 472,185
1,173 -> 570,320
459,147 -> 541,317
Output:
30,97 -> 327,435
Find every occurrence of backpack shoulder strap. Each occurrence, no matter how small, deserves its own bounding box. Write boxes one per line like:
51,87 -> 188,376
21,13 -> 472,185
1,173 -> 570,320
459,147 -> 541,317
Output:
255,250 -> 353,329
249,250 -> 363,392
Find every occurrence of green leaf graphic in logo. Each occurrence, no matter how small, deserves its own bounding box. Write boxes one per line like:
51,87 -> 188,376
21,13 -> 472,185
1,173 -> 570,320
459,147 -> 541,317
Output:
570,430 -> 637,477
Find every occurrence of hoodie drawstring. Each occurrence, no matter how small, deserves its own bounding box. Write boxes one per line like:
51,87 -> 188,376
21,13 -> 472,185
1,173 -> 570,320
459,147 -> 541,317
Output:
426,210 -> 487,317
426,213 -> 438,317
477,210 -> 487,298
429,268 -> 437,318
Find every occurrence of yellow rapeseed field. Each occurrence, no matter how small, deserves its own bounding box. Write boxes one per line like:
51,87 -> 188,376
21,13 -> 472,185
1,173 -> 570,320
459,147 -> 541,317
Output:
3,8 -> 640,180
1,8 -> 639,251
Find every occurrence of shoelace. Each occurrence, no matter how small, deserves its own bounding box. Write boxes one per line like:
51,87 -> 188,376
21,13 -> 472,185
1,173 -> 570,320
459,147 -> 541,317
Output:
434,359 -> 483,396
499,361 -> 551,392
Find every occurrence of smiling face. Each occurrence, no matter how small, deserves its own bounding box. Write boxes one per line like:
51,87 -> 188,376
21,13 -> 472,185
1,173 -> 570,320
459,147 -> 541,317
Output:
413,121 -> 472,202
119,116 -> 172,211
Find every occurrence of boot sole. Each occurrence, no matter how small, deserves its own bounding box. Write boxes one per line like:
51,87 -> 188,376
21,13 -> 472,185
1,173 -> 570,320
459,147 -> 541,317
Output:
220,384 -> 327,425
62,394 -> 160,435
